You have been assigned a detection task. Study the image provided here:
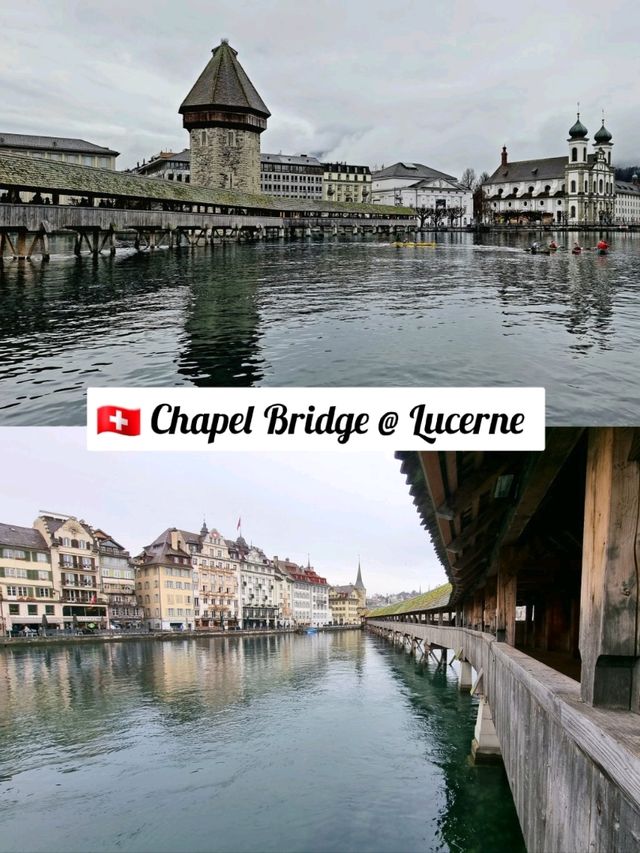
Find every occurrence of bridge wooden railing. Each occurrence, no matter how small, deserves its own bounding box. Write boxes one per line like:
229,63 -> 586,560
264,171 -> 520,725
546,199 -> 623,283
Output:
367,618 -> 640,853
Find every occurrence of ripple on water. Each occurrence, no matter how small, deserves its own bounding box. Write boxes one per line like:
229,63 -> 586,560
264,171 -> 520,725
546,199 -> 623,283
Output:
0,232 -> 639,424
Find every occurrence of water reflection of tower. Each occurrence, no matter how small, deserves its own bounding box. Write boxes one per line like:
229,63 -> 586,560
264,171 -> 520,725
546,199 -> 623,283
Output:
177,246 -> 267,386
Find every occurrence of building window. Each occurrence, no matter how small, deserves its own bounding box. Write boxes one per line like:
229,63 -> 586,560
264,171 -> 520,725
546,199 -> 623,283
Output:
28,605 -> 37,615
45,605 -> 54,615
570,180 -> 576,193
572,147 -> 577,162
9,604 -> 19,615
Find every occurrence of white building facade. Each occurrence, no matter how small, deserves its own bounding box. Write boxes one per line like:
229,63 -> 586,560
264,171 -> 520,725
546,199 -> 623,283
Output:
372,162 -> 473,225
615,176 -> 640,224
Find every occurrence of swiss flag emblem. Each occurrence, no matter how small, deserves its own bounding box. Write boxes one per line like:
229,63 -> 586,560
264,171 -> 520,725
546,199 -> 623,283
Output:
97,406 -> 141,436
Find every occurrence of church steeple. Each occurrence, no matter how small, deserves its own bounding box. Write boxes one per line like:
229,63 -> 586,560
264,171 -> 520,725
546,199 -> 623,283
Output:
200,518 -> 208,537
355,559 -> 364,590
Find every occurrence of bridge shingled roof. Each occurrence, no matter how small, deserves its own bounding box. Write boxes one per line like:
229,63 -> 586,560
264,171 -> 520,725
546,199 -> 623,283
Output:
0,153 -> 410,216
367,582 -> 452,617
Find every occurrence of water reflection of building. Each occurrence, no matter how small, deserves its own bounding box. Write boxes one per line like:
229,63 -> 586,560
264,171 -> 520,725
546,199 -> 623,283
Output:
177,245 -> 266,387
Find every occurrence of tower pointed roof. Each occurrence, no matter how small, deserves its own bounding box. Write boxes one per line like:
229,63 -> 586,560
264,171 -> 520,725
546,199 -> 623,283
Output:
180,39 -> 270,117
355,559 -> 365,590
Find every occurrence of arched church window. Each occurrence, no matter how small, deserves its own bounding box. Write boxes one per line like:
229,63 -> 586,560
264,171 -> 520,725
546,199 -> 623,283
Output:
599,179 -> 603,193
608,152 -> 611,164
570,180 -> 576,193
570,205 -> 576,218
583,149 -> 587,162
545,185 -> 551,193
528,186 -> 534,194
512,187 -> 518,195
572,147 -> 577,162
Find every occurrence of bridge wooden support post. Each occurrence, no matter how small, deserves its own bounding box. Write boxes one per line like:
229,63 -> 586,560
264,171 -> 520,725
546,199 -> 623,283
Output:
496,554 -> 517,644
470,696 -> 502,765
580,427 -> 640,710
459,659 -> 473,691
24,221 -> 52,261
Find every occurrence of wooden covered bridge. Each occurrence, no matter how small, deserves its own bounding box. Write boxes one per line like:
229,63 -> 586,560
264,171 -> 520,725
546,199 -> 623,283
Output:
367,428 -> 640,852
0,153 -> 415,260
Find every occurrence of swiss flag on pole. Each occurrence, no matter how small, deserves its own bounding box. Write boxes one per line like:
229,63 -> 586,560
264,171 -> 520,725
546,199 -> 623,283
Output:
97,405 -> 141,436
237,517 -> 242,530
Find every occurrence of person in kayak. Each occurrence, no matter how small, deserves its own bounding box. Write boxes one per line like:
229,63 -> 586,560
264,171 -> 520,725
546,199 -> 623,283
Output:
571,242 -> 582,255
549,240 -> 558,250
530,240 -> 541,254
596,239 -> 609,254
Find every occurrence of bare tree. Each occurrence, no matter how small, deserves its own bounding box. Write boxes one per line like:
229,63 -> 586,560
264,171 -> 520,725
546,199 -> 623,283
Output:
460,167 -> 476,190
446,206 -> 466,226
415,206 -> 448,230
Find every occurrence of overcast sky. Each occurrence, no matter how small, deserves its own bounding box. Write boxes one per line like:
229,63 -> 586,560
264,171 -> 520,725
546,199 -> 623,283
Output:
0,429 -> 445,595
2,1 -> 638,174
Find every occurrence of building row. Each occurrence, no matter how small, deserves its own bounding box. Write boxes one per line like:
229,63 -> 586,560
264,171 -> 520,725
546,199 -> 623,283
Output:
4,41 -> 636,226
0,514 -> 366,636
131,149 -> 373,204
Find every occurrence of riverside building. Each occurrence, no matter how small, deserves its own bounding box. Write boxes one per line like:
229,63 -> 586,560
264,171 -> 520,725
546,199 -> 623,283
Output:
615,173 -> 640,224
193,524 -> 240,629
322,162 -> 372,203
34,514 -> 109,630
232,536 -> 281,629
329,562 -> 367,624
136,528 -> 197,631
93,529 -> 144,630
0,133 -> 118,168
260,153 -> 323,199
281,560 -> 331,627
0,523 -> 59,635
371,162 -> 473,225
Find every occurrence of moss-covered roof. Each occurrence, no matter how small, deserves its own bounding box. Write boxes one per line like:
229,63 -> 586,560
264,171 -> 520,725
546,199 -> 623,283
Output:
366,582 -> 452,617
0,153 -> 412,216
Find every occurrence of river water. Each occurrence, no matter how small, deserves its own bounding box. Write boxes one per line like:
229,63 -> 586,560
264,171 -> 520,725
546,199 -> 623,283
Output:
0,631 -> 524,853
0,231 -> 638,425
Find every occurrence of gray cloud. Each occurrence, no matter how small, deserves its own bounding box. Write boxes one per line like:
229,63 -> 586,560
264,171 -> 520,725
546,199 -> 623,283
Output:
0,429 -> 444,596
2,0 -> 637,171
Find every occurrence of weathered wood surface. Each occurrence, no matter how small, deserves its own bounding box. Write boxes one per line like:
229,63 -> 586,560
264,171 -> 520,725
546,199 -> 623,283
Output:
0,204 -> 412,234
580,428 -> 640,709
368,619 -> 640,852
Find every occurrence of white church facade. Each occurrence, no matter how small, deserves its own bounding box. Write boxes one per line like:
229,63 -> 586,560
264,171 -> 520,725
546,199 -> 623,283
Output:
481,114 -> 637,225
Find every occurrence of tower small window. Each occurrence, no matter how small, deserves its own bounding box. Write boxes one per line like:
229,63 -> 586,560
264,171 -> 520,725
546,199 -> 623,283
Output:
571,147 -> 577,162
570,205 -> 576,218
200,130 -> 206,145
570,180 -> 576,193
